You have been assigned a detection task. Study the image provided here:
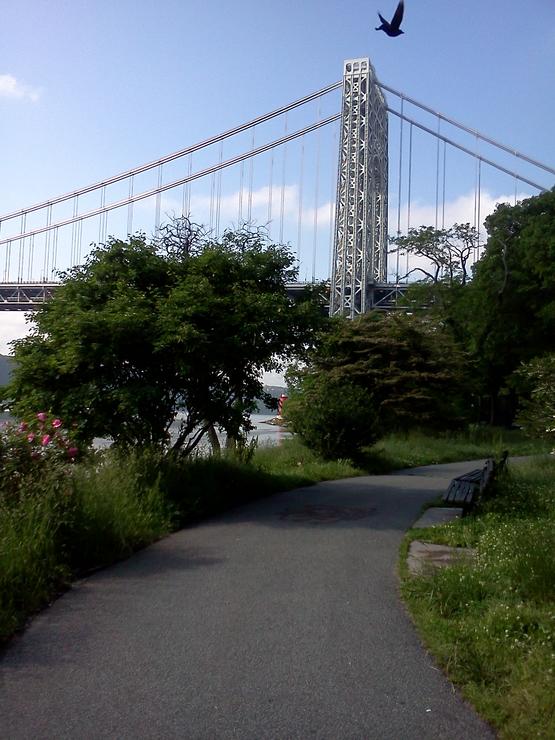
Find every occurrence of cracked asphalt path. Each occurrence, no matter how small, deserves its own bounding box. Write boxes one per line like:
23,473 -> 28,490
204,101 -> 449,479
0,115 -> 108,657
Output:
1,462 -> 494,739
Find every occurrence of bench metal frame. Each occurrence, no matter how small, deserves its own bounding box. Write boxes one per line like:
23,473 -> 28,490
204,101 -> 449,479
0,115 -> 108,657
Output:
443,453 -> 507,515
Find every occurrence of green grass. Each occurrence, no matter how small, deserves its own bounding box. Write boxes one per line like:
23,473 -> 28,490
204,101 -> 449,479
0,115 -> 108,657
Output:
0,451 -> 174,641
253,436 -> 365,483
372,427 -> 550,470
400,457 -> 555,739
0,489 -> 71,640
68,453 -> 173,571
253,428 -> 550,481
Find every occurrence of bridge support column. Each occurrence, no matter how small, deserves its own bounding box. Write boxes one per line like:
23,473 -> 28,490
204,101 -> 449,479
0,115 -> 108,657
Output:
330,58 -> 388,317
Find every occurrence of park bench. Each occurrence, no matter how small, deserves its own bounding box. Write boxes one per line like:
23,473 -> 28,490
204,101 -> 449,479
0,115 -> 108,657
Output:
443,451 -> 508,515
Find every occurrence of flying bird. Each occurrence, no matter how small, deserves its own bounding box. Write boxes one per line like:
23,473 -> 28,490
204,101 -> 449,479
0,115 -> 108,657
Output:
375,0 -> 405,36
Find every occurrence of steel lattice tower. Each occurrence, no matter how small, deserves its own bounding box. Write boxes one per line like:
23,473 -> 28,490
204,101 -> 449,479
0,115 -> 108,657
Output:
330,58 -> 388,317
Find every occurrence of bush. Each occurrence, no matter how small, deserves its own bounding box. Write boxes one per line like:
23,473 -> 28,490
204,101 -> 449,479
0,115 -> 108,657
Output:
284,374 -> 379,460
0,412 -> 79,505
515,353 -> 555,446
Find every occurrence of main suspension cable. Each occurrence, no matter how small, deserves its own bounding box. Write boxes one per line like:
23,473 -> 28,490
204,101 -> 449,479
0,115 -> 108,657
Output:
0,114 -> 341,246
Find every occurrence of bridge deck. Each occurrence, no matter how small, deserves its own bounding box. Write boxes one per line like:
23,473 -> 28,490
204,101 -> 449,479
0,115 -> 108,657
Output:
0,282 -> 409,311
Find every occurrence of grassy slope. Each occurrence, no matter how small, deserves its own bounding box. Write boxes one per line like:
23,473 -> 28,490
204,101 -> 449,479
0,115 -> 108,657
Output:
400,457 -> 555,739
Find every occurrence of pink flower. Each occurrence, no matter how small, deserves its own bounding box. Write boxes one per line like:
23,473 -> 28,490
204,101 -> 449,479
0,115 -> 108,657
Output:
27,433 -> 35,443
18,422 -> 28,432
37,412 -> 47,423
41,434 -> 51,446
67,447 -> 78,459
52,419 -> 62,429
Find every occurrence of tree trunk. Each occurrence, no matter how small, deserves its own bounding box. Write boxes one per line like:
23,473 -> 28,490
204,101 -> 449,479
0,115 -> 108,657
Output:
206,424 -> 221,456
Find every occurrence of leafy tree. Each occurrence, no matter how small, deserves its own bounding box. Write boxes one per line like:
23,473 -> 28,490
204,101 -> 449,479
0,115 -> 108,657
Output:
2,221 -> 324,454
285,311 -> 469,458
390,223 -> 477,286
514,354 -> 555,446
464,188 -> 555,423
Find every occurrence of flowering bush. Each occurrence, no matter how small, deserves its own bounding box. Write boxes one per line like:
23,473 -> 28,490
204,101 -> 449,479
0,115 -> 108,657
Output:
0,412 -> 80,504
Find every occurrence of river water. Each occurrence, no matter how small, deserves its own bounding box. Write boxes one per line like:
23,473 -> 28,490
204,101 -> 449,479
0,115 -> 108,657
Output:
2,411 -> 292,451
93,413 -> 292,451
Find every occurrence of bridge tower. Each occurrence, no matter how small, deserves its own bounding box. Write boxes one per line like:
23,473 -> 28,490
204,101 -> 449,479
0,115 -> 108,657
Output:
330,58 -> 388,317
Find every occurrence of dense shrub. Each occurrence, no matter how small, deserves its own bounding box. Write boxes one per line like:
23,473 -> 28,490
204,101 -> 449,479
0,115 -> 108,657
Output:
284,374 -> 379,460
0,412 -> 79,505
515,353 -> 555,447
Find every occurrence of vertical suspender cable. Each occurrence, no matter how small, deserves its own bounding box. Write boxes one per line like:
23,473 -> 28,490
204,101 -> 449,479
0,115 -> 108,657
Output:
434,116 -> 441,230
127,177 -> 134,235
216,141 -> 224,237
473,136 -> 479,261
52,227 -> 59,276
187,155 -> 193,215
28,234 -> 35,282
103,186 -> 108,242
98,186 -> 106,244
238,160 -> 244,224
296,135 -> 305,270
18,237 -> 23,283
247,127 -> 256,222
18,214 -> 26,282
396,98 -> 404,281
267,150 -> 274,236
216,141 -> 223,237
209,171 -> 216,230
312,108 -> 322,282
71,197 -> 79,265
43,205 -> 52,281
5,242 -> 11,282
441,142 -> 447,229
279,112 -> 288,243
77,218 -> 83,265
476,159 -> 482,251
406,123 -> 413,278
155,165 -> 163,231
183,154 -> 193,217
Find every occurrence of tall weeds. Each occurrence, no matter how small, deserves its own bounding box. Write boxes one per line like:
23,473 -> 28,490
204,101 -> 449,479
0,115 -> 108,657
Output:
402,458 -> 555,738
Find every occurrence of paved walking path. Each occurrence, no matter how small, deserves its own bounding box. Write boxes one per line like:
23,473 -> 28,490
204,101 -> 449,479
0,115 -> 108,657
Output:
1,462 -> 495,739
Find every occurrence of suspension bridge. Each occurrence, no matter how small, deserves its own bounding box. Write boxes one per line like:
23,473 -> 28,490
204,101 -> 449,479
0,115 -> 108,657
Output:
0,57 -> 553,314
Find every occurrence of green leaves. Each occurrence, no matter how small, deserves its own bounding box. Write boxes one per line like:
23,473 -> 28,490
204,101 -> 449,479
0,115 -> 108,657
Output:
6,220 -> 324,454
390,223 -> 477,285
285,311 -> 470,460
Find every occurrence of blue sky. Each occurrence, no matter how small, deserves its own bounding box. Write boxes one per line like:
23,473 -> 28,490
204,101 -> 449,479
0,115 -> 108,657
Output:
1,0 -> 555,353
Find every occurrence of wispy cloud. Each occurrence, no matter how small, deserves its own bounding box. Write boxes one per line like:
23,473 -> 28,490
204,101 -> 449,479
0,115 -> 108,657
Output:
387,189 -> 531,281
0,74 -> 40,102
0,312 -> 31,355
393,189 -> 530,242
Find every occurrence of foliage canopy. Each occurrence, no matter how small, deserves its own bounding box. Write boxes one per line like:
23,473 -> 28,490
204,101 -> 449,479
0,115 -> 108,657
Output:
3,221 -> 324,454
285,311 -> 469,459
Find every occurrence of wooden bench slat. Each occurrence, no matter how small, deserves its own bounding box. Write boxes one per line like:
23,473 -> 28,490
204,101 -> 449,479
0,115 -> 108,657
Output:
442,455 -> 505,513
